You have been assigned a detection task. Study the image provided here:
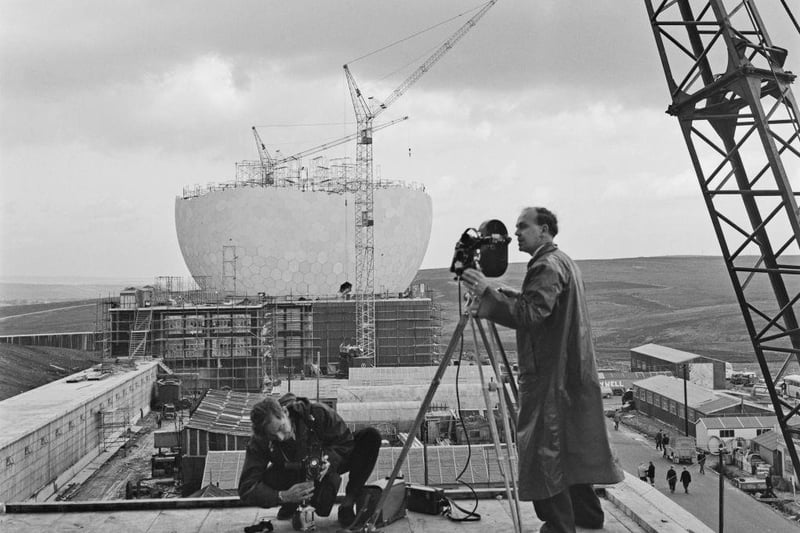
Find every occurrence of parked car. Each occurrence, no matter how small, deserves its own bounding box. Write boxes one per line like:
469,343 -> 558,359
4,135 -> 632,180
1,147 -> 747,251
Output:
665,436 -> 696,464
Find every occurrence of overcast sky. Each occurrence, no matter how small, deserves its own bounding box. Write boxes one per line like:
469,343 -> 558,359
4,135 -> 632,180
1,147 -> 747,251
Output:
1,1 -> 798,281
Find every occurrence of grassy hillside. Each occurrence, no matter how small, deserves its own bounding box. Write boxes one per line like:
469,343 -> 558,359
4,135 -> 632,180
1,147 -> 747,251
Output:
0,256 -> 777,380
414,256 -> 758,366
0,345 -> 102,400
0,300 -> 101,335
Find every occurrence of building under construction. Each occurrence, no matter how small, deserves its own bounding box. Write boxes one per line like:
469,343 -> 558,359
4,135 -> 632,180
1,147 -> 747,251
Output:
101,279 -> 441,394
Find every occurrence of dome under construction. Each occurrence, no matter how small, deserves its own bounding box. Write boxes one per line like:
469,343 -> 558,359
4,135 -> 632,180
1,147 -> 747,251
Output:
175,157 -> 432,296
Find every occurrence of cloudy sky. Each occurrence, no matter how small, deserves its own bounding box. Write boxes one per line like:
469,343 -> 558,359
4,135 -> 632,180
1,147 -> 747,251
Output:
1,1 -> 798,281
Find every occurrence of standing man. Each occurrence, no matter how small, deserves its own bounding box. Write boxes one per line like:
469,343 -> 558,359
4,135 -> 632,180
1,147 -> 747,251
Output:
662,433 -> 670,458
462,206 -> 624,533
666,466 -> 678,493
655,430 -> 663,451
647,462 -> 656,486
680,467 -> 692,494
698,452 -> 706,474
238,393 -> 381,528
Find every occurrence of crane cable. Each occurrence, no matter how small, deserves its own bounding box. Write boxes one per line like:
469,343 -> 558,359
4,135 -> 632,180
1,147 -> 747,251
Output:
346,2 -> 487,65
779,0 -> 800,35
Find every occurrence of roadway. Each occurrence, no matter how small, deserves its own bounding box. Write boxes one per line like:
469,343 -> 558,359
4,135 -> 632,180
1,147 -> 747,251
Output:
606,415 -> 798,532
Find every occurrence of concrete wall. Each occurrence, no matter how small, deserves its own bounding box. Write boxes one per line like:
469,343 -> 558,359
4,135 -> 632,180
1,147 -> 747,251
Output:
0,365 -> 157,503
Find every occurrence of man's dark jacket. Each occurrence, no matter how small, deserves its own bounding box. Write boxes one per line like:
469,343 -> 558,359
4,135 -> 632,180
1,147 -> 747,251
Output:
475,242 -> 623,500
238,395 -> 354,508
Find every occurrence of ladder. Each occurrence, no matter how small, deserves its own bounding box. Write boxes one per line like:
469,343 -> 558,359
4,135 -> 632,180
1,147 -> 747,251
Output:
128,308 -> 153,358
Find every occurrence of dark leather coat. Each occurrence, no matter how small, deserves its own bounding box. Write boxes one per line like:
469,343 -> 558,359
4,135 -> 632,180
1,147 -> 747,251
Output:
238,396 -> 354,508
476,243 -> 623,500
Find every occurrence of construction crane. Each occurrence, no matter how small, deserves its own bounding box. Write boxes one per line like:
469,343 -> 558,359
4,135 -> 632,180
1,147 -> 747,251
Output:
345,0 -> 499,363
645,0 -> 800,481
250,116 -> 409,185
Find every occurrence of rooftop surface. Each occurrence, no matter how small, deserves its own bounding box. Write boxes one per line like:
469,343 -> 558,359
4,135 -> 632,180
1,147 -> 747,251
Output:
0,474 -> 714,533
633,375 -> 741,413
0,360 -> 159,449
630,343 -> 706,364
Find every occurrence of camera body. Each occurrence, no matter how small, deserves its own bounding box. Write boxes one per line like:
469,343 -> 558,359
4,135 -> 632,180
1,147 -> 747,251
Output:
450,219 -> 511,278
285,452 -> 324,482
303,455 -> 323,481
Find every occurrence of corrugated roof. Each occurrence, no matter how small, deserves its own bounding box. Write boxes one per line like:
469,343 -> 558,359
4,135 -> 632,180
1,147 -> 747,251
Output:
210,444 -> 518,490
184,389 -> 265,436
698,416 -> 777,430
633,375 -> 740,413
630,343 -> 707,364
274,366 -> 503,399
337,384 -> 493,411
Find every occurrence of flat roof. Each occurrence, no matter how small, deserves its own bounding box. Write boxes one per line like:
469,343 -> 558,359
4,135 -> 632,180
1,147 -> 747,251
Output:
0,360 -> 159,449
633,375 -> 740,413
630,343 -> 708,364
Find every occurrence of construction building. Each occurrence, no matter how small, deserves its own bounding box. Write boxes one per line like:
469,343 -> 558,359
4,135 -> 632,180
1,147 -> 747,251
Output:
102,282 -> 441,394
0,361 -> 158,503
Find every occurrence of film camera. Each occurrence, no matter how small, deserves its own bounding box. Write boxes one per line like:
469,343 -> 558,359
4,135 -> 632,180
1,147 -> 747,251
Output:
450,219 -> 512,278
286,453 -> 327,532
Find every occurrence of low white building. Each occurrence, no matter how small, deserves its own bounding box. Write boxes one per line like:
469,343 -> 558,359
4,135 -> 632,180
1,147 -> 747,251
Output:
695,415 -> 776,451
0,361 -> 158,503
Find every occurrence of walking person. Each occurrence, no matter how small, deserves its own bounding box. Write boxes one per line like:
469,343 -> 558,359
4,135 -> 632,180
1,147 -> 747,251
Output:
662,433 -> 670,458
655,430 -> 663,451
698,452 -> 706,474
637,462 -> 648,483
666,467 -> 677,493
613,411 -> 621,431
680,467 -> 692,494
647,462 -> 656,486
462,206 -> 624,533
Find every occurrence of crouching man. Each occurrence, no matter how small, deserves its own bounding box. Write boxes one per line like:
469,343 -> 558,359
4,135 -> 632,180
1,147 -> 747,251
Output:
238,393 -> 381,528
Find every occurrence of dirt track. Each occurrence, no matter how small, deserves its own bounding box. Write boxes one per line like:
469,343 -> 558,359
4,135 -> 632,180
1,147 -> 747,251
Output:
68,412 -> 162,501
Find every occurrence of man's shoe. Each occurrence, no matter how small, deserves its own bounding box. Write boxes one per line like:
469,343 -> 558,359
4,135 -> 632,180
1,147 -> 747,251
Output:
276,504 -> 297,520
338,504 -> 356,527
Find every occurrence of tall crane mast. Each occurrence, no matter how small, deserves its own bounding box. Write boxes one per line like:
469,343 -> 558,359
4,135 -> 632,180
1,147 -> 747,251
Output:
345,0 -> 499,363
645,0 -> 800,479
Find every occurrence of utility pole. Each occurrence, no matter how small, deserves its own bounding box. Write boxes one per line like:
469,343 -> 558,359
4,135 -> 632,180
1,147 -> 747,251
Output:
683,364 -> 689,436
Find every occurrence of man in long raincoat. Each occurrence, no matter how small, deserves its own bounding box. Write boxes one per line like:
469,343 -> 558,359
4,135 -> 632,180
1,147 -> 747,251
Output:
462,206 -> 623,533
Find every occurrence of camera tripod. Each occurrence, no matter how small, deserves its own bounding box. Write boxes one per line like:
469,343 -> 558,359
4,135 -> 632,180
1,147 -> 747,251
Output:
341,295 -> 523,533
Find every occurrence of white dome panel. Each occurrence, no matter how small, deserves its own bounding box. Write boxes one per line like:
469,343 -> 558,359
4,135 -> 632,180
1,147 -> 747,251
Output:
175,186 -> 432,295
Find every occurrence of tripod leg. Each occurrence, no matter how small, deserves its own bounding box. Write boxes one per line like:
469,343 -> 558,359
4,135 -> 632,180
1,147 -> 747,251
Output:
487,321 -> 519,403
475,319 -> 517,434
349,308 -> 474,533
469,319 -> 522,533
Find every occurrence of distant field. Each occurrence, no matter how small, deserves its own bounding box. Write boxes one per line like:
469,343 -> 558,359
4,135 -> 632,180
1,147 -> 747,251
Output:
0,256 -> 790,372
413,256 -> 781,371
0,300 -> 101,335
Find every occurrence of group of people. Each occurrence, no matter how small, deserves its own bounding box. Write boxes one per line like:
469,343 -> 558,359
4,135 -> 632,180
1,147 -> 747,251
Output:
640,461 -> 693,493
238,207 -> 627,533
666,466 -> 693,493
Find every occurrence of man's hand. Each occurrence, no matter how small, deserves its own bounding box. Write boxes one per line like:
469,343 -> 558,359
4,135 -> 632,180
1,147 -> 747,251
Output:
462,269 -> 518,298
279,481 -> 314,503
461,268 -> 488,296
